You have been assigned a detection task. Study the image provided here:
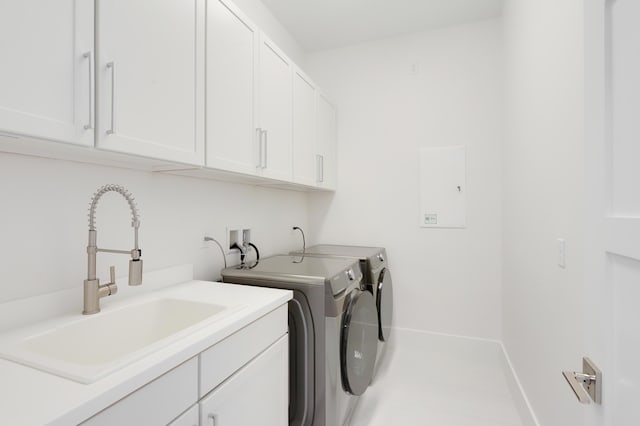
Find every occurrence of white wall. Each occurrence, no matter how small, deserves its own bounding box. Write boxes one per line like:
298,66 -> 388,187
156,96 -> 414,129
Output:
231,0 -> 306,66
306,19 -> 504,340
502,0 -> 585,424
0,153 -> 308,304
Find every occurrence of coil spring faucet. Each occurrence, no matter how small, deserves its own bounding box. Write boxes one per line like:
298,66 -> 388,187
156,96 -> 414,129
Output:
83,184 -> 142,315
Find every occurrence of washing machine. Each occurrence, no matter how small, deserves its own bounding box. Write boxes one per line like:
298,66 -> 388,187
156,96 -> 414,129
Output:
290,245 -> 393,375
221,255 -> 378,426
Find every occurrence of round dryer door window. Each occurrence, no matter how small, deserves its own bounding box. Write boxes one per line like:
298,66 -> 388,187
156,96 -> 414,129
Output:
340,289 -> 378,396
377,267 -> 393,342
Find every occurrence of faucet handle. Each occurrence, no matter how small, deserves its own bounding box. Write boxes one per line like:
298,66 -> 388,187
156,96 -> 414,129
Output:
109,265 -> 116,285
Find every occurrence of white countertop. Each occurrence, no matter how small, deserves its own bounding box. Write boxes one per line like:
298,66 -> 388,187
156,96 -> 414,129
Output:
0,279 -> 291,426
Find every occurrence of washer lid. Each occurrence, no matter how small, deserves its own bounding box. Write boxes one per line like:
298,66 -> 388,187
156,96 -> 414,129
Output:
340,289 -> 378,396
221,255 -> 358,287
377,267 -> 393,342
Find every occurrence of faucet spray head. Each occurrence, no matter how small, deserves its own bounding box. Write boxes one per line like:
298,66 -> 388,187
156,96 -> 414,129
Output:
129,258 -> 143,286
129,225 -> 142,286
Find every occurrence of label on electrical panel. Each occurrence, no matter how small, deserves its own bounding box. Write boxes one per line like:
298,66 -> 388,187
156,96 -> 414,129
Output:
423,214 -> 438,225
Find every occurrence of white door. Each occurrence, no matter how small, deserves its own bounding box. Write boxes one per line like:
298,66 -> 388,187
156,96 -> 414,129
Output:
96,0 -> 205,165
199,336 -> 288,426
583,0 -> 640,425
257,35 -> 292,182
292,68 -> 317,186
316,93 -> 337,190
206,0 -> 260,175
0,0 -> 94,146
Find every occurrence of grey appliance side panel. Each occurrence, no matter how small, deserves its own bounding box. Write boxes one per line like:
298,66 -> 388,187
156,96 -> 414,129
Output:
289,291 -> 316,426
221,278 -> 326,426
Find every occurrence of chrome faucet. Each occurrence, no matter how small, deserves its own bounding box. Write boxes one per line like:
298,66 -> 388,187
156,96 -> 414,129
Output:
83,184 -> 142,315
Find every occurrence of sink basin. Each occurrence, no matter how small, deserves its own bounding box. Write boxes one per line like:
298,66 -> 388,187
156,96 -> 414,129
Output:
0,298 -> 237,383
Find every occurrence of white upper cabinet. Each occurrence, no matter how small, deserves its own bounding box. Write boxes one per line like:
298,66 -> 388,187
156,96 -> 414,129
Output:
316,93 -> 337,190
257,35 -> 293,182
0,0 -> 94,146
206,0 -> 260,175
292,68 -> 317,186
0,0 -> 336,190
95,0 -> 205,165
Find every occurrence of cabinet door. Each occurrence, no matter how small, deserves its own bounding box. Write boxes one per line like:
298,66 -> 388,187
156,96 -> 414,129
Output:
199,335 -> 288,426
292,68 -> 317,187
206,0 -> 259,175
96,0 -> 205,165
82,358 -> 198,426
316,93 -> 337,190
257,36 -> 292,181
0,0 -> 94,146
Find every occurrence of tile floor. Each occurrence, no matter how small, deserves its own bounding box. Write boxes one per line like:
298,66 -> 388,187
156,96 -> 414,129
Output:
349,329 -> 525,426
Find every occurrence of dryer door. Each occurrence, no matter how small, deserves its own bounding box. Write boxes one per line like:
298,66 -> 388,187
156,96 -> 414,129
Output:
377,267 -> 394,342
340,289 -> 378,395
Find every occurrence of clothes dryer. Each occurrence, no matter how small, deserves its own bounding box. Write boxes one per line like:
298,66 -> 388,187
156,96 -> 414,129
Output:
221,255 -> 378,426
290,245 -> 393,376
290,245 -> 393,342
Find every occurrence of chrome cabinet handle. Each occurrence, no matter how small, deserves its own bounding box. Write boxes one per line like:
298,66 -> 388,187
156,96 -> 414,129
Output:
208,413 -> 216,425
83,51 -> 94,130
316,154 -> 324,183
261,129 -> 268,169
256,128 -> 263,168
106,62 -> 115,135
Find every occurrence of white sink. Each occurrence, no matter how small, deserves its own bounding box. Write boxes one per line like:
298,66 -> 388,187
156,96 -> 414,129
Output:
0,298 -> 237,383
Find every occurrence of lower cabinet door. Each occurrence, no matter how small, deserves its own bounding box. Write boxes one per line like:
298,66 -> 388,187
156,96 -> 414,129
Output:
199,335 -> 288,426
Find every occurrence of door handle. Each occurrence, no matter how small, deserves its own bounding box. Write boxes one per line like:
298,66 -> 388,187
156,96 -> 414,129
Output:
562,357 -> 602,404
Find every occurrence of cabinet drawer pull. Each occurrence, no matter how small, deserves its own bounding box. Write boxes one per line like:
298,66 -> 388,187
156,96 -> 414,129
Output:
256,128 -> 263,168
208,413 -> 217,425
262,129 -> 268,169
106,61 -> 116,135
316,154 -> 324,183
83,51 -> 94,130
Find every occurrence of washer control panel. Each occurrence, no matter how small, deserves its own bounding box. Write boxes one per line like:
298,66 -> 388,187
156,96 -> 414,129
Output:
346,269 -> 355,281
329,265 -> 363,297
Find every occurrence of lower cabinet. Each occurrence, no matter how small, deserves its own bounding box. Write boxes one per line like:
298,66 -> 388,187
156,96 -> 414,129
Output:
81,306 -> 287,426
199,335 -> 288,426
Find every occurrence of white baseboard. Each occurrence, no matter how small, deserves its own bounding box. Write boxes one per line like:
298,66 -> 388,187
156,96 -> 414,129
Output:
499,342 -> 540,426
388,326 -> 540,426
